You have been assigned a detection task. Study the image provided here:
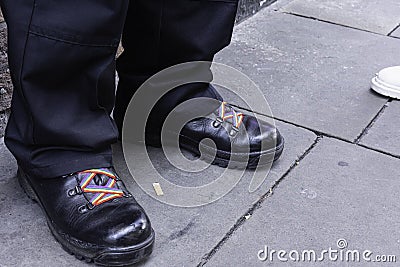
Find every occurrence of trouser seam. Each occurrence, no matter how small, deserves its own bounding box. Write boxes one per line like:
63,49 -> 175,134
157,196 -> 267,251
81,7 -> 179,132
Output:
28,29 -> 120,48
19,0 -> 37,170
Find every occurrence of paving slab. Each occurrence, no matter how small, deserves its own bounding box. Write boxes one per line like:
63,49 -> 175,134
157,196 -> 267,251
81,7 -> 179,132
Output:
391,27 -> 400,38
216,11 -> 400,141
0,119 -> 316,266
360,100 -> 400,157
115,120 -> 316,266
281,0 -> 400,35
207,137 -> 400,266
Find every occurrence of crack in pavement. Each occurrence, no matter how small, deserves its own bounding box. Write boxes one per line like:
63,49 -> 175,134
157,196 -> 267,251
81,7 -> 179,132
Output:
198,97 -> 399,265
233,103 -> 400,159
197,136 -> 323,266
388,23 -> 400,37
354,99 -> 392,144
283,12 -> 399,39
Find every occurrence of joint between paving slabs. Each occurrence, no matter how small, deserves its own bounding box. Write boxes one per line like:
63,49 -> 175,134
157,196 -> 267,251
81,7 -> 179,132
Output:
388,23 -> 400,36
283,12 -> 388,37
234,102 -> 400,160
196,135 -> 322,267
354,99 -> 392,144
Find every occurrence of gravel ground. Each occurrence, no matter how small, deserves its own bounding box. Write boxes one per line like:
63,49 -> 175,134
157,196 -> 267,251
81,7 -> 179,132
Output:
0,25 -> 12,113
237,0 -> 276,22
0,22 -> 11,137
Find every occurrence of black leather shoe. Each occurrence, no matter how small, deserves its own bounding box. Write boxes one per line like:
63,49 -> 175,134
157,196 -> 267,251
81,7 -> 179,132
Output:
18,167 -> 154,266
146,101 -> 284,169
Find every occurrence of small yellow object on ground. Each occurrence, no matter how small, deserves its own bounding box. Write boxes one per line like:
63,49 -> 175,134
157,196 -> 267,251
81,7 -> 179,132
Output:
152,183 -> 164,196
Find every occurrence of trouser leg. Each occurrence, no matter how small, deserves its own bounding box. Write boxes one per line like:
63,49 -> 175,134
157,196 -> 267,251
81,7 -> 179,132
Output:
1,0 -> 129,178
114,0 -> 239,138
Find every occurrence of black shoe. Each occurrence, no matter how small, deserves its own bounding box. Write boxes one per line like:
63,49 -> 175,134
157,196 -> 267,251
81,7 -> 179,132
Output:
146,101 -> 284,169
18,167 -> 154,266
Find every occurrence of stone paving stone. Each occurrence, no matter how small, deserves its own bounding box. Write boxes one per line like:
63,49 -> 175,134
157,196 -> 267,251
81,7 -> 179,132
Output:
0,118 -> 316,266
207,137 -> 400,266
216,11 -> 400,141
360,100 -> 400,157
281,0 -> 400,35
114,120 -> 316,266
0,11 -> 3,23
391,27 -> 400,38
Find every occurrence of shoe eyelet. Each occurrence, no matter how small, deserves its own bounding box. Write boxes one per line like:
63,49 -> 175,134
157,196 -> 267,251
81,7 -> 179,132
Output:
212,121 -> 220,128
67,189 -> 75,197
78,205 -> 88,214
213,117 -> 223,128
67,186 -> 82,197
86,202 -> 95,210
78,203 -> 95,213
115,180 -> 133,198
229,126 -> 239,137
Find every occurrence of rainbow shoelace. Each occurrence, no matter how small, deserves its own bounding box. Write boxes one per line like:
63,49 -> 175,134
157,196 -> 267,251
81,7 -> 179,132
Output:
78,168 -> 124,207
215,102 -> 244,130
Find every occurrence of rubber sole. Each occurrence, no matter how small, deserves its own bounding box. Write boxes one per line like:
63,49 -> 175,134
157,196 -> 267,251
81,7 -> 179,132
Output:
179,134 -> 284,169
17,168 -> 155,266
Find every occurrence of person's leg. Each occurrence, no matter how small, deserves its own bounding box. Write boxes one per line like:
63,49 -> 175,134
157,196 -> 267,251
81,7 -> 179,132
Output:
115,0 -> 239,139
1,0 -> 127,178
116,0 -> 284,168
1,1 -> 155,264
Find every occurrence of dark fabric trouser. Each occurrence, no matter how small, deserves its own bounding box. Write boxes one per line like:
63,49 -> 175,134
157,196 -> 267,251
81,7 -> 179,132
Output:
0,0 -> 238,178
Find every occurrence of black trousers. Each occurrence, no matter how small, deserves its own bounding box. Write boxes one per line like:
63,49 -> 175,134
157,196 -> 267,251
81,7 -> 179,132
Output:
0,0 -> 238,178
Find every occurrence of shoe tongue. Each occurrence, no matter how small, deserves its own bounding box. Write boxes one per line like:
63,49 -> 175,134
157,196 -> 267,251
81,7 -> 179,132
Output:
76,169 -> 125,205
76,168 -> 116,188
93,174 -> 109,186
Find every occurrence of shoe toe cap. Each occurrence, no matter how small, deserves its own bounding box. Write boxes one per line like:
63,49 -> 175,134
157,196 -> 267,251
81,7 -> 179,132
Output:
244,116 -> 283,152
103,203 -> 153,247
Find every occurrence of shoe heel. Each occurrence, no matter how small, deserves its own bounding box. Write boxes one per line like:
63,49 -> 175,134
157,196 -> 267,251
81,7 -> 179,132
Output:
17,168 -> 39,202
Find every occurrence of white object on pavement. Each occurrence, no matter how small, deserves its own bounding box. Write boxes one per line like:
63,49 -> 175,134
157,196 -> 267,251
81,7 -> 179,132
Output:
152,183 -> 164,196
371,66 -> 400,99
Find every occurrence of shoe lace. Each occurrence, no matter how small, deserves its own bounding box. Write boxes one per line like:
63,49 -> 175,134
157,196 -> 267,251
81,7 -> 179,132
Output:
79,168 -> 124,206
213,102 -> 244,134
68,168 -> 126,212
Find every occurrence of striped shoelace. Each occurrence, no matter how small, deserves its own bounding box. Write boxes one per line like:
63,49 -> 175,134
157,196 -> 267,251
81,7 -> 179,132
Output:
78,168 -> 124,207
214,102 -> 244,130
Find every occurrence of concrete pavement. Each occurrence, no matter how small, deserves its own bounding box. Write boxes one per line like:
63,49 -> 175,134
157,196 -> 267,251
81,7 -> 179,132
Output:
1,0 -> 400,266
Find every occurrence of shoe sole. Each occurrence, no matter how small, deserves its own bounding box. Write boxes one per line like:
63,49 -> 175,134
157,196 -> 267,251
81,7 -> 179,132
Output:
17,168 -> 155,267
179,134 -> 284,169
